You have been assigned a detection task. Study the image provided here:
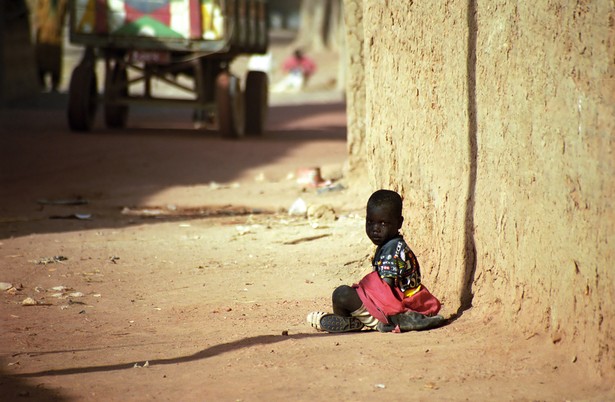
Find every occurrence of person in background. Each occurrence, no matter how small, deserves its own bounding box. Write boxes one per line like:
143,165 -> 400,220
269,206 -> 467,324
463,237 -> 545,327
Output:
272,48 -> 316,92
34,0 -> 68,92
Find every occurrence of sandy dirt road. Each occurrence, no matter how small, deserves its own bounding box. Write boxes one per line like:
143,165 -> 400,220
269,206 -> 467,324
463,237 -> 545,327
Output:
0,50 -> 613,401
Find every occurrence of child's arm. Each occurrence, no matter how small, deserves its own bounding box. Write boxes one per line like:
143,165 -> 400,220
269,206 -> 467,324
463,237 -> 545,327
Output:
381,277 -> 396,288
375,240 -> 421,292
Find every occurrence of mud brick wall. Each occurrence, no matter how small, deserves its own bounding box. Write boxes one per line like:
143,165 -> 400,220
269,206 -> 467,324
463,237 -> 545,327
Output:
344,0 -> 614,376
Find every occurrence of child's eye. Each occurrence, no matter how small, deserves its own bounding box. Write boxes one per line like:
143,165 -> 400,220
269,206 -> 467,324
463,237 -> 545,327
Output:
367,220 -> 390,227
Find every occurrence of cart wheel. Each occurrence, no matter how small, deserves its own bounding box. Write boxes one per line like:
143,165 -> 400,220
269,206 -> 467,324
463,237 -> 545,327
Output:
105,63 -> 129,129
244,71 -> 268,136
216,71 -> 244,139
67,63 -> 98,132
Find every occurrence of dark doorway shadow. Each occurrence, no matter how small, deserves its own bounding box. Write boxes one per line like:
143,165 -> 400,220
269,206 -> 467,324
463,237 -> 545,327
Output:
0,98 -> 347,239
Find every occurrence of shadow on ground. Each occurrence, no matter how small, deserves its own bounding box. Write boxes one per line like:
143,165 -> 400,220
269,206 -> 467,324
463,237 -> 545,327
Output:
0,92 -> 347,239
12,332 -> 331,378
0,366 -> 68,401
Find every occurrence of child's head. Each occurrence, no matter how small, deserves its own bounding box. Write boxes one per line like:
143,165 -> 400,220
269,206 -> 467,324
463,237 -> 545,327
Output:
365,190 -> 404,246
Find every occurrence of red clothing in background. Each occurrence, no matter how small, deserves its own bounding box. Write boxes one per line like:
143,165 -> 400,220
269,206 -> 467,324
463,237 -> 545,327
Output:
281,54 -> 316,78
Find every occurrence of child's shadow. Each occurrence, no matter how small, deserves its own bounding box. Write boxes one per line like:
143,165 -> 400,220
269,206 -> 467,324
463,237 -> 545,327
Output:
12,332 -> 344,378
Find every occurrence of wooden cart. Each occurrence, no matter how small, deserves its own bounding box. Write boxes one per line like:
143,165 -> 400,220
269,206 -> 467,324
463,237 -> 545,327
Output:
67,0 -> 269,138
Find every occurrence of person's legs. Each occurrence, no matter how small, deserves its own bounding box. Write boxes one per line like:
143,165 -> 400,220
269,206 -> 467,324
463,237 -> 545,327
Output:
50,72 -> 60,92
272,74 -> 295,92
328,285 -> 379,330
332,286 -> 380,329
306,285 -> 364,332
288,71 -> 304,91
331,285 -> 362,316
37,69 -> 47,91
307,286 -> 384,332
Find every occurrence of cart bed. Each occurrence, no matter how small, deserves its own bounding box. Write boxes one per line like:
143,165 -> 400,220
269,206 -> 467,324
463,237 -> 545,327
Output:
70,0 -> 267,54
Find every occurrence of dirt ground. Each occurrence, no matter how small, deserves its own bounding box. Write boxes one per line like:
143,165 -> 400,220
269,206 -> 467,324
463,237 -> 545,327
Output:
1,38 -> 613,401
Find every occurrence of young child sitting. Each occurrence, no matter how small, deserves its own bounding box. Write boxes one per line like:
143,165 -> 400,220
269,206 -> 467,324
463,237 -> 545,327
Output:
307,189 -> 445,333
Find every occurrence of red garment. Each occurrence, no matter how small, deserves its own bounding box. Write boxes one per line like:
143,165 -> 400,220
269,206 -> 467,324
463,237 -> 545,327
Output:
281,55 -> 316,77
354,271 -> 441,324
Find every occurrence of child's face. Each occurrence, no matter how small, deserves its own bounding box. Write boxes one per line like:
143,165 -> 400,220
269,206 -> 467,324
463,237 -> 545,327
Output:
365,204 -> 403,246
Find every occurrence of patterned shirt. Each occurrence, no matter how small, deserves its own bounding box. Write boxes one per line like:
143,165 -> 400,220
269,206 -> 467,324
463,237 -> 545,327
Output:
372,236 -> 421,293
